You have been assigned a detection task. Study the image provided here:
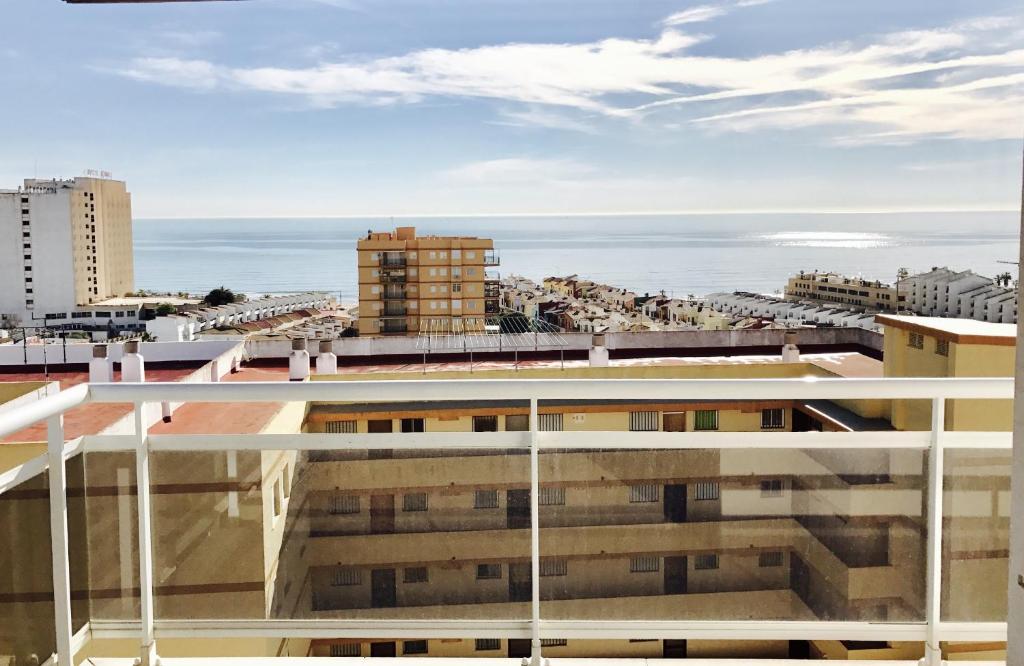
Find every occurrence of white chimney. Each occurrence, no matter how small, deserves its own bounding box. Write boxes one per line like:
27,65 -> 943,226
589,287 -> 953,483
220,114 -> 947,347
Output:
121,340 -> 145,383
231,355 -> 240,373
89,345 -> 112,383
289,338 -> 310,381
589,333 -> 609,367
161,401 -> 172,423
316,339 -> 338,375
782,330 -> 800,362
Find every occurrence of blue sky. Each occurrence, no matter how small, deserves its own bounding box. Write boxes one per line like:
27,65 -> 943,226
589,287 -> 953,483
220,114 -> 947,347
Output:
1,0 -> 1022,217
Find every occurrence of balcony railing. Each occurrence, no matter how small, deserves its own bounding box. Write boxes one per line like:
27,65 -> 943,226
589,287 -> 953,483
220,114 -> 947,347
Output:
380,254 -> 406,268
483,250 -> 500,266
0,377 -> 1014,665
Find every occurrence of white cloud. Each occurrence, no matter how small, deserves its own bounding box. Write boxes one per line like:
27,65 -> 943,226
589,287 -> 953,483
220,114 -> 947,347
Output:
663,5 -> 728,26
107,9 -> 1024,143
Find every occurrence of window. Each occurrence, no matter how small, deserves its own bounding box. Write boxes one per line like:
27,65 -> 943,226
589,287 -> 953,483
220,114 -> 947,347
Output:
476,563 -> 501,579
540,559 -> 568,576
403,640 -> 428,655
541,639 -> 568,647
452,282 -> 462,293
538,413 -> 563,431
539,486 -> 565,506
466,251 -> 476,259
440,267 -> 447,277
452,299 -> 461,309
440,251 -> 447,259
475,639 -> 500,651
473,415 -> 498,432
504,414 -> 529,431
466,267 -> 476,276
331,567 -> 362,586
694,409 -> 719,431
761,479 -> 784,497
429,251 -> 437,260
326,420 -> 356,433
329,494 -> 360,515
761,408 -> 785,430
400,418 -> 424,432
403,566 -> 428,583
330,644 -> 360,657
452,250 -> 461,260
935,339 -> 949,356
429,268 -> 437,276
474,489 -> 499,509
695,481 -> 720,501
908,331 -> 924,349
630,556 -> 659,573
430,285 -> 437,293
403,492 -> 428,512
759,551 -> 784,567
629,484 -> 659,503
695,554 -> 719,570
629,411 -> 658,431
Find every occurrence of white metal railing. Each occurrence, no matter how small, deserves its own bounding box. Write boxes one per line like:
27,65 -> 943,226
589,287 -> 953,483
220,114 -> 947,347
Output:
0,376 -> 1014,666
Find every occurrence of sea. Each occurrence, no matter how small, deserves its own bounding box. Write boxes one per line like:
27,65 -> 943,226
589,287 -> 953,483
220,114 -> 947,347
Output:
133,212 -> 1020,302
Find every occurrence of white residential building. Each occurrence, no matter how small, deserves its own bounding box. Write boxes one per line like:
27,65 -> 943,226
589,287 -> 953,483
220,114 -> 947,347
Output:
900,267 -> 1016,323
0,176 -> 133,325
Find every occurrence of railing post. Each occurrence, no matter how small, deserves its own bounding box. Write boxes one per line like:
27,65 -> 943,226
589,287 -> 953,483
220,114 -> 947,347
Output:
923,397 -> 946,666
135,402 -> 159,666
46,414 -> 73,666
528,397 -> 543,666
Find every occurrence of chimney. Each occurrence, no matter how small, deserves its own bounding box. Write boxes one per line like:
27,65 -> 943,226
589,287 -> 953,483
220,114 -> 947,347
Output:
121,340 -> 145,383
589,333 -> 609,367
782,330 -> 800,362
89,345 -> 112,383
316,339 -> 338,375
289,338 -> 310,381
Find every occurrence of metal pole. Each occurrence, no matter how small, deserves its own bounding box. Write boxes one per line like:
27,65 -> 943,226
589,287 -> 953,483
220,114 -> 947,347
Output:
135,402 -> 158,666
924,396 -> 946,666
46,414 -> 73,666
528,397 -> 542,665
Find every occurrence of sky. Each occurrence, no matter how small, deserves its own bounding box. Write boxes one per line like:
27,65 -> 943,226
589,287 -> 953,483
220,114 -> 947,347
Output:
1,0 -> 1022,218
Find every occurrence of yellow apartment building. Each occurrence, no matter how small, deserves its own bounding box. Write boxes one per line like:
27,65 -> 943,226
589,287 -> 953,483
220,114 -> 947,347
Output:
786,272 -> 900,311
356,227 -> 499,336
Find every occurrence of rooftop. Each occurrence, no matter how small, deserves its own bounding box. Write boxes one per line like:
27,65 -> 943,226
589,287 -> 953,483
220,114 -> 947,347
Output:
876,315 -> 1016,345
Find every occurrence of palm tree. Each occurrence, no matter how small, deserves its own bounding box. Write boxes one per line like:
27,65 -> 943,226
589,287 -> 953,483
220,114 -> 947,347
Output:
996,271 -> 1013,288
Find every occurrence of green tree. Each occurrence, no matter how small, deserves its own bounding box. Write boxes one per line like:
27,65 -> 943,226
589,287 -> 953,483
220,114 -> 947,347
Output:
155,303 -> 176,316
203,286 -> 237,307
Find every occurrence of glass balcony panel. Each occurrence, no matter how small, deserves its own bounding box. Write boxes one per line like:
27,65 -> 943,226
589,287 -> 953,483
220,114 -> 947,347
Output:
942,448 -> 1011,622
83,451 -> 140,620
149,446 -> 530,621
539,447 -> 927,623
0,472 -> 56,662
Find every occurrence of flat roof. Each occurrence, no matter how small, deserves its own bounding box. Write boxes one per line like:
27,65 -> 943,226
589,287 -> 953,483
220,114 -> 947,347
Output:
875,315 -> 1016,346
93,296 -> 201,306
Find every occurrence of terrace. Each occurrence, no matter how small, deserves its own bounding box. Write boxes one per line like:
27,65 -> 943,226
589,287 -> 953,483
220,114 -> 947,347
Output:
0,374 -> 1015,665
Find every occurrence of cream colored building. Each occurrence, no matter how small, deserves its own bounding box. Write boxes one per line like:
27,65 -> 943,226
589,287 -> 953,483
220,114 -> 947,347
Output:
356,227 -> 499,336
786,271 -> 899,311
0,176 -> 134,323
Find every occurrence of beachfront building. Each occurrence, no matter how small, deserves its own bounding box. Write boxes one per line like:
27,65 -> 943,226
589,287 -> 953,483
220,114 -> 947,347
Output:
0,176 -> 133,326
785,272 -> 900,311
901,267 -> 1017,323
356,227 -> 499,336
708,292 -> 882,332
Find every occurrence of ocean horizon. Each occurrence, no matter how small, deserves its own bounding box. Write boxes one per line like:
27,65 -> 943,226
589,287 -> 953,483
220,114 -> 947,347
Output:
133,212 -> 1020,301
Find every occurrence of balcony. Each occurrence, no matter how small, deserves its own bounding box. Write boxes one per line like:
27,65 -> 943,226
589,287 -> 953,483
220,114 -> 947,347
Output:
484,250 -> 500,266
380,272 -> 407,284
381,319 -> 408,333
383,286 -> 406,300
380,253 -> 406,269
0,376 -> 1014,665
382,305 -> 407,317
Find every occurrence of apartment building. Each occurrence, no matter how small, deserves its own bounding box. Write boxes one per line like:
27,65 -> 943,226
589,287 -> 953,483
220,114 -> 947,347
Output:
356,227 -> 499,336
0,176 -> 133,324
899,267 -> 1017,323
785,272 -> 900,311
255,345 -> 985,660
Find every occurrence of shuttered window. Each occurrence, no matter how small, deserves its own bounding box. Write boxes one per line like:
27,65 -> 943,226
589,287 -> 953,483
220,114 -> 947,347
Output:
695,554 -> 719,570
629,411 -> 658,431
402,492 -> 428,512
403,566 -> 428,583
695,481 -> 719,501
330,644 -> 360,657
759,551 -> 784,567
694,410 -> 719,431
630,556 -> 659,573
329,494 -> 360,514
761,479 -> 784,497
761,408 -> 784,430
476,639 -> 500,651
629,484 -> 659,503
539,413 -> 563,431
539,486 -> 566,505
331,568 -> 362,586
474,489 -> 499,509
540,559 -> 568,577
326,420 -> 357,433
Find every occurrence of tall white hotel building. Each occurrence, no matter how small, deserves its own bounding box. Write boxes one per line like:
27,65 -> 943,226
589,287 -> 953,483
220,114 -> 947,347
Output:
0,176 -> 134,324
